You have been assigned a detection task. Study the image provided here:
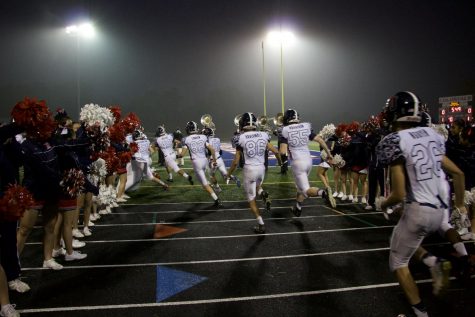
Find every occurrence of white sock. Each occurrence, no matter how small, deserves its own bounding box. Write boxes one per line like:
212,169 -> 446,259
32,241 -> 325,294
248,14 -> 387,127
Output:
183,173 -> 189,178
168,173 -> 172,179
422,254 -> 437,268
211,192 -> 218,200
454,242 -> 468,256
257,188 -> 264,196
257,216 -> 264,225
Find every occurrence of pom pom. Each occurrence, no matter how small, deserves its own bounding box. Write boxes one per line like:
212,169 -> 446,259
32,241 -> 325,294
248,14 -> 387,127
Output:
10,97 -> 55,141
87,158 -> 108,186
108,124 -> 126,143
96,147 -> 119,174
60,168 -> 85,197
121,113 -> 141,134
79,103 -> 115,132
129,142 -> 138,154
338,134 -> 351,147
96,184 -> 117,206
335,123 -> 347,137
346,121 -> 360,135
331,154 -> 345,168
317,124 -> 336,141
108,105 -> 122,123
0,184 -> 35,221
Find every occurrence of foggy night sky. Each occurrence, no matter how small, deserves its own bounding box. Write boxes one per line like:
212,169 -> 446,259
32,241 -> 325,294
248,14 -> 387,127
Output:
0,0 -> 474,137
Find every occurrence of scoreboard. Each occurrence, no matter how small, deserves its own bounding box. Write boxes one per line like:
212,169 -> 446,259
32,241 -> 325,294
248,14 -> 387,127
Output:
438,95 -> 473,124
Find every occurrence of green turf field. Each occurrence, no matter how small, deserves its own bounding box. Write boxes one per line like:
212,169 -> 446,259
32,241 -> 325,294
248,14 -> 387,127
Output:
128,152 -> 332,204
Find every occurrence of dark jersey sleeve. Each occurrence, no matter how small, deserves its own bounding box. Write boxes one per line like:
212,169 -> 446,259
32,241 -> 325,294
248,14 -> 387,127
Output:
376,132 -> 404,165
309,128 -> 317,140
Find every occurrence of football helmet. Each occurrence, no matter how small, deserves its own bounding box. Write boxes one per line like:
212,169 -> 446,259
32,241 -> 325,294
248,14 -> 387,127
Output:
239,112 -> 257,131
419,112 -> 432,127
283,108 -> 300,125
385,91 -> 422,123
185,121 -> 199,135
202,127 -> 215,137
132,130 -> 145,140
155,125 -> 166,137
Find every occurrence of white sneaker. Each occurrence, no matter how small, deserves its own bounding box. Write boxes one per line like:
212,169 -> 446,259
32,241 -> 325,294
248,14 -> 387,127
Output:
8,278 -> 31,293
352,197 -> 358,203
332,191 -> 338,198
348,195 -> 354,201
83,227 -> 92,237
65,250 -> 87,261
122,194 -> 131,199
72,239 -> 86,248
106,206 -> 112,214
116,197 -> 127,203
52,247 -> 66,258
340,195 -> 348,201
87,221 -> 95,227
90,213 -> 99,221
337,191 -> 344,198
99,209 -> 108,215
0,304 -> 20,317
361,197 -> 367,204
111,201 -> 119,208
72,228 -> 84,238
42,258 -> 63,270
364,205 -> 374,211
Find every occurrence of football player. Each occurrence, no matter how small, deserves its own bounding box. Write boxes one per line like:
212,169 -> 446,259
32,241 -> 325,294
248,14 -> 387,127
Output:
279,109 -> 336,217
154,125 -> 193,184
202,127 -> 240,193
180,121 -> 222,207
376,91 -> 467,317
227,113 -> 282,234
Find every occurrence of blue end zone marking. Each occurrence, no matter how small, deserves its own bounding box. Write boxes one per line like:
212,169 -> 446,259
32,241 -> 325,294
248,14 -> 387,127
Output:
156,265 -> 208,302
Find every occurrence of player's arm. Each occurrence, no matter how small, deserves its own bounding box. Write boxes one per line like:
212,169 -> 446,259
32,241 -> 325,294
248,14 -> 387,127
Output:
442,155 -> 466,212
227,148 -> 242,176
178,145 -> 188,158
268,142 -> 282,166
381,161 -> 406,210
206,143 -> 217,165
312,135 -> 333,160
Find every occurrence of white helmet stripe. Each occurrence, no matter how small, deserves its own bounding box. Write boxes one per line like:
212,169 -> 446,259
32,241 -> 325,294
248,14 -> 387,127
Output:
405,91 -> 419,117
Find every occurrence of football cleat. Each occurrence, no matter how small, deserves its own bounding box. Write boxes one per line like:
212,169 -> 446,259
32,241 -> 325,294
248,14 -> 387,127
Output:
253,224 -> 266,234
291,205 -> 302,217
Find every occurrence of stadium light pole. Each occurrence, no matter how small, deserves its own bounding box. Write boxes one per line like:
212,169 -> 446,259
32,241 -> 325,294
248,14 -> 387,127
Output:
65,22 -> 96,117
267,30 -> 295,114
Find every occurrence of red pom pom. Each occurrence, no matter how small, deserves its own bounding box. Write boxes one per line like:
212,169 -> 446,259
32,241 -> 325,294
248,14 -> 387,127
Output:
98,147 -> 120,174
121,113 -> 141,134
129,142 -> 138,154
109,124 -> 126,143
11,97 -> 55,141
0,184 -> 35,221
108,105 -> 122,123
60,168 -> 86,198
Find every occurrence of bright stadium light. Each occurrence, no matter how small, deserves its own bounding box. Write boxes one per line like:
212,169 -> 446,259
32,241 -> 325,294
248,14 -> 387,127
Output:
267,30 -> 296,46
265,29 -> 297,113
65,21 -> 96,117
66,22 -> 96,38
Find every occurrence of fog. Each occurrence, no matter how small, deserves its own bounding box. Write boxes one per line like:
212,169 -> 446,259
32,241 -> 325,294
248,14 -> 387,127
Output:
1,0 -> 474,138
